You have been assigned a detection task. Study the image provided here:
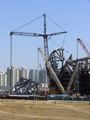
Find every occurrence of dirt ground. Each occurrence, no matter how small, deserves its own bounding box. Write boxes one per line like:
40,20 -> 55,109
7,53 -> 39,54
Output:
0,99 -> 90,120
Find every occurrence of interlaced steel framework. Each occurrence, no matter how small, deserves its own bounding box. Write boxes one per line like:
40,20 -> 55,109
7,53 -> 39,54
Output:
13,78 -> 39,95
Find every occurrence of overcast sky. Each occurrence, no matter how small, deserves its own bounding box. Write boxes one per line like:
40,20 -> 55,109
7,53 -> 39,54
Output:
0,0 -> 90,70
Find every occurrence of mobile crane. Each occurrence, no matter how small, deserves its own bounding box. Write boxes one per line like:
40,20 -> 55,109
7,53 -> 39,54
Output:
38,47 -> 65,94
77,38 -> 90,57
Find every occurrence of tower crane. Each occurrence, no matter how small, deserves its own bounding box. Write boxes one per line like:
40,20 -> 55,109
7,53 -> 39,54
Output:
10,31 -> 66,59
77,38 -> 90,57
9,14 -> 67,94
10,14 -> 67,67
66,38 -> 90,94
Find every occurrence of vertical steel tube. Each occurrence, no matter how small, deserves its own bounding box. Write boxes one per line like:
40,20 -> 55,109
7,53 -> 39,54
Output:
10,35 -> 12,94
76,39 -> 78,59
10,35 -> 12,68
43,13 -> 48,95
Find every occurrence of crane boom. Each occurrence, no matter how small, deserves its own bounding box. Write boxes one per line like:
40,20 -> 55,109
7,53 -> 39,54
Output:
10,13 -> 67,71
10,30 -> 67,64
38,47 -> 65,94
47,31 -> 67,36
10,32 -> 43,37
10,31 -> 67,37
77,38 -> 90,57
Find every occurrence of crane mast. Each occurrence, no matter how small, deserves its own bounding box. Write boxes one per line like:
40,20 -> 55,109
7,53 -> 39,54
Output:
43,13 -> 49,58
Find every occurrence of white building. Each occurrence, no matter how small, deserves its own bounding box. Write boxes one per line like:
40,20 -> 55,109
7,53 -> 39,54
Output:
29,69 -> 39,82
20,67 -> 29,79
7,66 -> 20,88
11,66 -> 17,87
29,69 -> 33,80
4,73 -> 7,87
0,67 -> 47,91
39,69 -> 47,83
0,71 -> 5,86
16,68 -> 20,82
7,67 -> 11,89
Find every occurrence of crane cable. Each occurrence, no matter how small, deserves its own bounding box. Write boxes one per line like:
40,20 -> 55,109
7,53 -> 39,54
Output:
12,14 -> 43,32
47,15 -> 67,49
47,15 -> 65,31
12,13 -> 67,50
81,39 -> 90,50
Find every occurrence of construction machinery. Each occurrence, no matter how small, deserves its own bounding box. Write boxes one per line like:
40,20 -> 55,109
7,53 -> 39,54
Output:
48,48 -> 77,94
38,47 -> 79,95
46,46 -> 90,95
9,13 -> 90,97
10,13 -> 67,67
38,47 -> 65,94
77,38 -> 90,57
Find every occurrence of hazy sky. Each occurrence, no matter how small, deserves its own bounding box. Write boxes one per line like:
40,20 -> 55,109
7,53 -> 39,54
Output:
0,0 -> 90,70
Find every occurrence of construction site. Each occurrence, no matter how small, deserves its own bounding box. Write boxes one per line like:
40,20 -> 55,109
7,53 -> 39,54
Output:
0,10 -> 90,119
0,13 -> 90,101
1,1 -> 90,119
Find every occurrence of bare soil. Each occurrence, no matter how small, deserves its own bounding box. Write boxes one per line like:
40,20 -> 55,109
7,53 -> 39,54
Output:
0,99 -> 90,120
